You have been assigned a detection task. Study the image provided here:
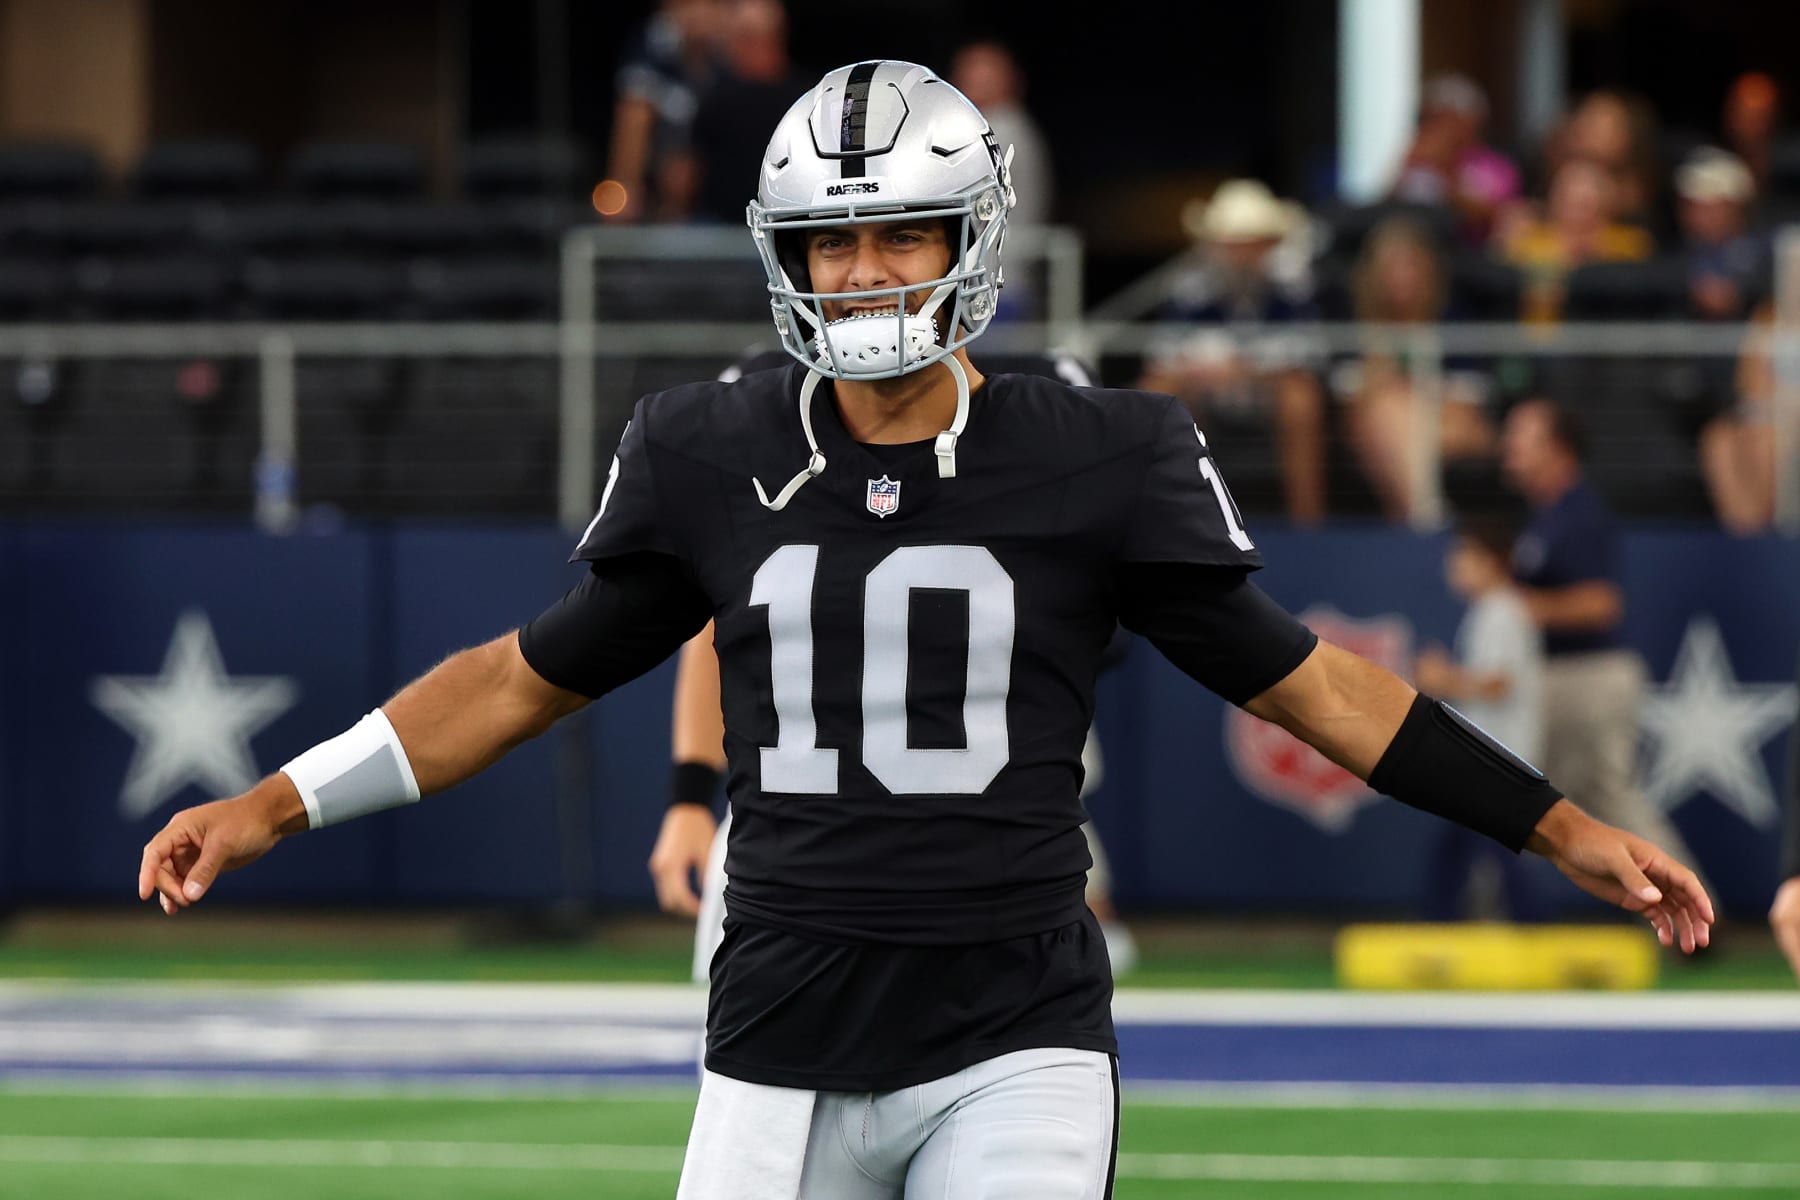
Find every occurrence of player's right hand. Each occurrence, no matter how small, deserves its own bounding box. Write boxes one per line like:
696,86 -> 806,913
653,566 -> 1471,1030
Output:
648,804 -> 717,918
1771,877 -> 1800,986
137,779 -> 299,914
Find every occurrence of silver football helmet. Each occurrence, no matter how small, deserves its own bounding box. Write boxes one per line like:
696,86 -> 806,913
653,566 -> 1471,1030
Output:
747,60 -> 1015,383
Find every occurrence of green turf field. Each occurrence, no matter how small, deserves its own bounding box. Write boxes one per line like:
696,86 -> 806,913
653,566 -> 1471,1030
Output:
1,1090 -> 1796,1199
1,918 -> 1791,989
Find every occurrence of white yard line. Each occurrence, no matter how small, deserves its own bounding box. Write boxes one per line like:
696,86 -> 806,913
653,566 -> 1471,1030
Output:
9,1072 -> 1800,1114
0,1136 -> 1795,1189
1123,1080 -> 1800,1112
1115,1152 -> 1800,1188
5,981 -> 1794,1029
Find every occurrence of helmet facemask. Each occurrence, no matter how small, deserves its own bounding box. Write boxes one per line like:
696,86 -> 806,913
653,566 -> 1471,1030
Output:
749,174 -> 1009,382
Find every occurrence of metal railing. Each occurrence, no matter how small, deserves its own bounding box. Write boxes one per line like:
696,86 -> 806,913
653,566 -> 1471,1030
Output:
0,223 -> 1795,535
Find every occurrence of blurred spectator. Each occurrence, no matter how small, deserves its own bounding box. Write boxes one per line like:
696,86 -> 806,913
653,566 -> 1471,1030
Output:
1702,300 -> 1782,533
1335,216 -> 1495,520
1775,648 -> 1800,984
1551,89 -> 1662,231
672,0 -> 800,224
1676,147 -> 1766,321
1723,71 -> 1781,195
1139,180 -> 1326,523
1499,158 -> 1652,323
949,41 -> 1051,228
1389,73 -> 1522,245
1416,515 -> 1548,921
604,0 -> 725,222
1677,148 -> 1772,533
1502,399 -> 1706,876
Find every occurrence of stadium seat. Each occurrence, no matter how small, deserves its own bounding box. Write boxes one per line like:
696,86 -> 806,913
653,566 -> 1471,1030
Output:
208,201 -> 354,256
1561,259 -> 1690,321
1539,354 -> 1711,517
0,141 -> 101,200
460,135 -> 586,200
41,353 -> 254,511
131,139 -> 262,199
293,357 -> 406,510
241,257 -> 413,512
16,201 -> 204,257
339,201 -> 490,258
241,256 -> 408,319
596,257 -> 770,322
75,255 -> 234,319
411,257 -> 559,320
386,356 -> 559,514
482,197 -> 592,254
285,139 -> 427,200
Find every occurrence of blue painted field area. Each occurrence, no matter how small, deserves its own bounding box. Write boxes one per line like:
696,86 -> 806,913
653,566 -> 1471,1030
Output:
3,984 -> 1796,1098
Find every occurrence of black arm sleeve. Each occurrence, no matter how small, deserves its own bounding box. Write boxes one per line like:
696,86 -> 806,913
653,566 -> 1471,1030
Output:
517,552 -> 713,699
1115,563 -> 1318,705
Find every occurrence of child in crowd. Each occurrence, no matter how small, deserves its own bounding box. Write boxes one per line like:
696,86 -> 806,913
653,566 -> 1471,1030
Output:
1415,517 -> 1550,920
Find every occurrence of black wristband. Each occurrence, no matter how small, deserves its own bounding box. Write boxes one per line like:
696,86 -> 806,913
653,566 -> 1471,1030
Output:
669,761 -> 722,810
1367,695 -> 1563,853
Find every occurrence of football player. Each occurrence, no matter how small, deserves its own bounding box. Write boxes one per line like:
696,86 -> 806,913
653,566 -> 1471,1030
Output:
652,348 -> 1140,983
142,61 -> 1714,1199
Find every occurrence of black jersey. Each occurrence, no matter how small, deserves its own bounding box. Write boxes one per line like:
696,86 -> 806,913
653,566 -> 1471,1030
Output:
522,360 -> 1314,1089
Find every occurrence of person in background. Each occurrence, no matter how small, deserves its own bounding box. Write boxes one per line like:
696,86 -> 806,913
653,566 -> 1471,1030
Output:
1723,72 -> 1781,196
603,0 -> 724,222
671,0 -> 801,225
1335,215 -> 1495,520
1673,146 -> 1776,534
1677,148 -> 1766,322
1774,649 -> 1800,984
1389,73 -> 1522,246
1499,158 -> 1652,324
949,41 -> 1051,230
1705,299 -> 1784,534
1415,516 -> 1547,920
1139,179 -> 1327,524
1502,399 -> 1706,881
1551,89 -> 1663,233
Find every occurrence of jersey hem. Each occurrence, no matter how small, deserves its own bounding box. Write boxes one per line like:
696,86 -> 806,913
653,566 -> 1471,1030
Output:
703,1031 -> 1121,1093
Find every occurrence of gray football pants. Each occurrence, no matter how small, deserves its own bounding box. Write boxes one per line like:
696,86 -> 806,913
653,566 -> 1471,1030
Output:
676,1047 -> 1119,1199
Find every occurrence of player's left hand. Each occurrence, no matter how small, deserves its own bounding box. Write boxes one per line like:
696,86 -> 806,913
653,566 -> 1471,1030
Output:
648,804 -> 717,918
1770,876 -> 1800,985
1526,799 -> 1714,953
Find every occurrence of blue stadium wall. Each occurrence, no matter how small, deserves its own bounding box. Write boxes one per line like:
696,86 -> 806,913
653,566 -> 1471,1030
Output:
2,522 -> 1793,918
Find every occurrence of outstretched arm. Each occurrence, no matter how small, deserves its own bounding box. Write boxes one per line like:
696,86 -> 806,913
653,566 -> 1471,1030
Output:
138,552 -> 712,914
138,632 -> 591,912
1247,639 -> 1713,952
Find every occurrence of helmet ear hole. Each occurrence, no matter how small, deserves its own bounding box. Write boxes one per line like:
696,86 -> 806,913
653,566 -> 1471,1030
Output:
773,230 -> 812,294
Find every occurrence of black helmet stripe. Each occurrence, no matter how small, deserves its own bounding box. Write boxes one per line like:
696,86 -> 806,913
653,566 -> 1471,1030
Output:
839,60 -> 880,178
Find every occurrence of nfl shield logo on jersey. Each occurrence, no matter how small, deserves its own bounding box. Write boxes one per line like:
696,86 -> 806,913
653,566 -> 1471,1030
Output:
866,475 -> 901,518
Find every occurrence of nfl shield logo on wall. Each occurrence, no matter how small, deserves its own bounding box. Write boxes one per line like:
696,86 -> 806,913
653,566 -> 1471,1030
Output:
866,475 -> 901,518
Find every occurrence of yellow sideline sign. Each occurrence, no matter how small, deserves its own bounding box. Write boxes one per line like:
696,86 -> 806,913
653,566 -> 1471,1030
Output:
1335,924 -> 1660,990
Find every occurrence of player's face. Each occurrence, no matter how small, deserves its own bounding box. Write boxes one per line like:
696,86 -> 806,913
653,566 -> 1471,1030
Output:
806,219 -> 953,323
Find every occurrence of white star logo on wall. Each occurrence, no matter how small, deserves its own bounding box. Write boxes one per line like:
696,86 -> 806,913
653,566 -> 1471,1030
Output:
1639,616 -> 1797,826
91,611 -> 300,820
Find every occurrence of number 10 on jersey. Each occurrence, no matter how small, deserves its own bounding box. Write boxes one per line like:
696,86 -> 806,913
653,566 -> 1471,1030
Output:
751,544 -> 1015,796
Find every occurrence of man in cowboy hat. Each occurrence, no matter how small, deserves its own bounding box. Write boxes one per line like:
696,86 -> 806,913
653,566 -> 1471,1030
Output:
1139,178 -> 1328,524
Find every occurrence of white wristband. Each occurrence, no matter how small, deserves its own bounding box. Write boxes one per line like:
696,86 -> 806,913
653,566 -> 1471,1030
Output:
280,709 -> 421,829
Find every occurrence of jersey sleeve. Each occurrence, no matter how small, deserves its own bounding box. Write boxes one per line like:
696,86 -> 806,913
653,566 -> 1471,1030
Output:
570,400 -> 679,563
1114,563 -> 1317,705
518,553 -> 713,699
1118,396 -> 1264,569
